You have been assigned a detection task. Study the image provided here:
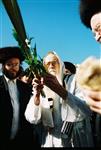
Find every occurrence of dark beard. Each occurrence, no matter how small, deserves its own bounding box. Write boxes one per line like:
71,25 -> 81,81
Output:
3,69 -> 20,80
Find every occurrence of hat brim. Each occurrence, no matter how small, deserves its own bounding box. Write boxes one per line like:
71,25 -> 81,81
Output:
0,46 -> 25,63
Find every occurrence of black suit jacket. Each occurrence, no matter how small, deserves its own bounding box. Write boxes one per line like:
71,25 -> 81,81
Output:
0,75 -> 37,149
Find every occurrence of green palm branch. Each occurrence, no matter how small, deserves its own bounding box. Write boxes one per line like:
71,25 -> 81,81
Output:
2,0 -> 46,97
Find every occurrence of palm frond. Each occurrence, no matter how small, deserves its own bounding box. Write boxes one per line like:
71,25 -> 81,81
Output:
2,0 -> 46,96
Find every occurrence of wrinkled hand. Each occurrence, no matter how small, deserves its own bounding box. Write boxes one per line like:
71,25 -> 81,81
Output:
43,73 -> 67,99
32,77 -> 44,105
83,89 -> 101,115
32,77 -> 44,95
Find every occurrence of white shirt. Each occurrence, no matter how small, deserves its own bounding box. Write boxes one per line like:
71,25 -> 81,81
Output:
4,76 -> 19,139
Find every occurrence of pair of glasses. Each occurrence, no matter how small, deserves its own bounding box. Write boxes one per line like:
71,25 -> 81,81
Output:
44,60 -> 59,67
6,63 -> 20,68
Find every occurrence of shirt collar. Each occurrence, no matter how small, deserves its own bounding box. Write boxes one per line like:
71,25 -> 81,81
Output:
4,75 -> 17,84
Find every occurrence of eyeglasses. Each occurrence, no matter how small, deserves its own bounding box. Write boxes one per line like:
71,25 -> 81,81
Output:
6,63 -> 20,68
44,60 -> 59,67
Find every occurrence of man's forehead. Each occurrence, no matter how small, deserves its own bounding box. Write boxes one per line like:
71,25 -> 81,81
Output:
91,12 -> 101,25
45,54 -> 58,62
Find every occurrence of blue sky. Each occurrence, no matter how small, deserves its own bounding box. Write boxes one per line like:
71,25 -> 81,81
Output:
0,0 -> 100,68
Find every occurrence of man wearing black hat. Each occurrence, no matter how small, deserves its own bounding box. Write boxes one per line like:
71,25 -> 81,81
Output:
79,0 -> 101,42
79,0 -> 101,147
0,46 -> 37,149
64,61 -> 76,75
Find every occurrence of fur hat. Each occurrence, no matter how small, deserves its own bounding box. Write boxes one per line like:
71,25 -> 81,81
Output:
64,61 -> 76,74
0,46 -> 25,63
79,0 -> 101,28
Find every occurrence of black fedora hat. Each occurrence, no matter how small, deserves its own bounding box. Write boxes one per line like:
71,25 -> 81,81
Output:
64,61 -> 76,74
79,0 -> 101,28
0,46 -> 25,63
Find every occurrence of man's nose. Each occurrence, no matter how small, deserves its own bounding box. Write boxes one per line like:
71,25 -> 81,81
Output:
95,32 -> 101,41
49,63 -> 54,68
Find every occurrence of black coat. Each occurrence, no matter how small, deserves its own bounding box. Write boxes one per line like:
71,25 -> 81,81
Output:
91,112 -> 101,147
0,75 -> 37,149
